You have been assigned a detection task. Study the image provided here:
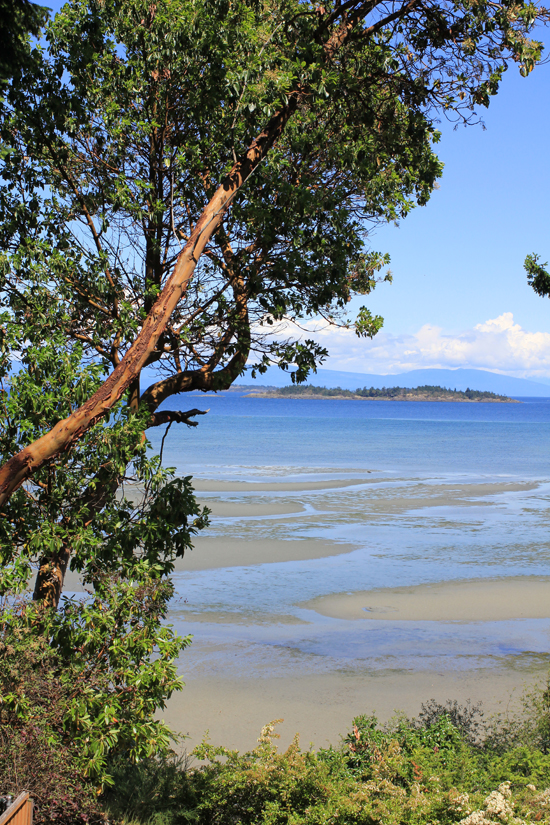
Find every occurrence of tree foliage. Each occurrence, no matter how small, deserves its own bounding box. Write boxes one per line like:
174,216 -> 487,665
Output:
0,0 -> 49,85
0,0 -> 546,505
1,0 -> 444,392
525,253 -> 550,298
0,571 -> 188,806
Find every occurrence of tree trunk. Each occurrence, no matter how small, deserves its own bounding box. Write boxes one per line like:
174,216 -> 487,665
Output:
0,97 -> 299,509
33,542 -> 71,609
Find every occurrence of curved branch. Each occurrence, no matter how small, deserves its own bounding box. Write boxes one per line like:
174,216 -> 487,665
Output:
149,408 -> 209,428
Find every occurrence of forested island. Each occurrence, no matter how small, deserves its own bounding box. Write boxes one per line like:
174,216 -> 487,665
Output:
246,384 -> 519,402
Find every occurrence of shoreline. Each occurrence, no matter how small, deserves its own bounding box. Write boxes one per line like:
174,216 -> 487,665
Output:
163,665 -> 548,755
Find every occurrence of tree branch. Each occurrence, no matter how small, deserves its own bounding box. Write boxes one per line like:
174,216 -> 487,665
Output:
149,408 -> 209,428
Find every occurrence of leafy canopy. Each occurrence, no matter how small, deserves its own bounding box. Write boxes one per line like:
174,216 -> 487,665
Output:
0,0 -> 545,502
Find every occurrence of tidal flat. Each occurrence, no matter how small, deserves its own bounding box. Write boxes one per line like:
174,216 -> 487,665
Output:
147,395 -> 550,752
161,474 -> 550,752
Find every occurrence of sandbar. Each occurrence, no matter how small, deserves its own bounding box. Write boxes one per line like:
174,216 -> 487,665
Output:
319,481 -> 541,514
163,666 -> 547,754
192,478 -> 370,492
304,577 -> 550,622
171,609 -> 307,625
173,537 -> 356,571
196,500 -> 304,517
440,481 -> 540,497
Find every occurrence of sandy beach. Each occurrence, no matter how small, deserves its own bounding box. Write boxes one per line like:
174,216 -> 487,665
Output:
159,472 -> 550,754
164,571 -> 550,753
164,665 -> 548,755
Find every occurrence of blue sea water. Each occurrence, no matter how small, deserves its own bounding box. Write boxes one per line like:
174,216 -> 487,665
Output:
147,395 -> 550,679
151,394 -> 550,477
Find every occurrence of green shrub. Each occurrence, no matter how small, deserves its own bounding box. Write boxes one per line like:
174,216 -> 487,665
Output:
102,696 -> 550,825
101,753 -> 197,825
0,574 -> 189,823
0,608 -> 104,824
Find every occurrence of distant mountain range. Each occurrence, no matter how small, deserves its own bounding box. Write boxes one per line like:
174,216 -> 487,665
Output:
239,367 -> 550,397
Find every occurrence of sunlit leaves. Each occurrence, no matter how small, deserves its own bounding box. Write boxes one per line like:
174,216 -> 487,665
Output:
355,308 -> 385,339
525,253 -> 550,298
1,575 -> 189,785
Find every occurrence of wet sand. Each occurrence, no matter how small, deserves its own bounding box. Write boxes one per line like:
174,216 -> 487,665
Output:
164,667 -> 547,754
304,577 -> 550,622
434,481 -> 539,496
173,537 -> 357,570
196,500 -> 304,517
192,478 -> 370,492
318,481 -> 541,516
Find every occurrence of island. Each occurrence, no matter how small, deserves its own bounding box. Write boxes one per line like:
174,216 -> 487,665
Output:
244,384 -> 520,402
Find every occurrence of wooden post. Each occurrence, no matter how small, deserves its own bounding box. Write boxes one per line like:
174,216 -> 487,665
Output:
0,793 -> 33,825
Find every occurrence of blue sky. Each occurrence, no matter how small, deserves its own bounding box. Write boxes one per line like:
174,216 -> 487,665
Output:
340,31 -> 550,377
39,2 -> 550,377
358,52 -> 550,338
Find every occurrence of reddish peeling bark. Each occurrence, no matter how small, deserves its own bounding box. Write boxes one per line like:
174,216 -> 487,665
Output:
33,542 -> 71,610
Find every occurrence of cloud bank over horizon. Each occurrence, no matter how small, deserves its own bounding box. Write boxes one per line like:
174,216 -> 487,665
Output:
265,313 -> 550,379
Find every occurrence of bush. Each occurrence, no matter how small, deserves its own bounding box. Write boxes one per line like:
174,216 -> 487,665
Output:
415,699 -> 486,747
0,573 -> 188,823
0,608 -> 104,824
102,694 -> 550,825
101,753 -> 197,825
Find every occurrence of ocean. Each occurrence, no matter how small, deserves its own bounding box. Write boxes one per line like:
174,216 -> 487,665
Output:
146,394 -> 550,688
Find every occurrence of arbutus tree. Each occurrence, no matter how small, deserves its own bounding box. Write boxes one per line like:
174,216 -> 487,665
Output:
1,0 -> 439,605
0,0 -> 547,608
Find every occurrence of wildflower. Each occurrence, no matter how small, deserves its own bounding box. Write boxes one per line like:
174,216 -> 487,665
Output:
448,788 -> 470,814
484,789 -> 514,821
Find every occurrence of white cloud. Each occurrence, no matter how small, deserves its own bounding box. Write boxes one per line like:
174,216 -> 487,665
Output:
260,313 -> 550,378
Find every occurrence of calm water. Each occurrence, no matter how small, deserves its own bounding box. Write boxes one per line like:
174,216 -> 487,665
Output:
151,394 -> 550,476
148,394 -> 550,678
